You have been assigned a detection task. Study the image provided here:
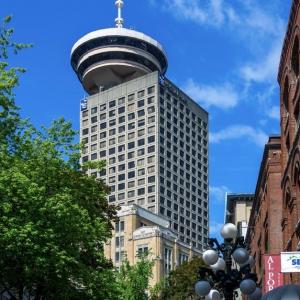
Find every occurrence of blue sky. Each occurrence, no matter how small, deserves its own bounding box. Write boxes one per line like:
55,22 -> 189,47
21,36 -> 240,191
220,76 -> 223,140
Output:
2,0 -> 291,239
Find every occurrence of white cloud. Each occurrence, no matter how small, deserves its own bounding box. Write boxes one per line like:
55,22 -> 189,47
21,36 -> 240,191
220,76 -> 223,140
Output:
210,185 -> 231,203
240,40 -> 283,83
210,124 -> 268,147
266,105 -> 280,120
184,79 -> 239,110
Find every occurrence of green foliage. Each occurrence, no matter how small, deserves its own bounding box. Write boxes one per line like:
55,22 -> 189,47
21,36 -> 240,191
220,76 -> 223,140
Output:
117,253 -> 155,300
0,16 -> 120,299
150,257 -> 205,300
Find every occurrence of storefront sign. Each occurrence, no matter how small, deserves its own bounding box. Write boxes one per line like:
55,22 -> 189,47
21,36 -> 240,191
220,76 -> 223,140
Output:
264,255 -> 283,292
281,252 -> 300,273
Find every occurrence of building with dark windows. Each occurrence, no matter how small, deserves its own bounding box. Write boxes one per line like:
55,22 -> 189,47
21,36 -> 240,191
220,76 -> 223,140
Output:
71,1 -> 208,283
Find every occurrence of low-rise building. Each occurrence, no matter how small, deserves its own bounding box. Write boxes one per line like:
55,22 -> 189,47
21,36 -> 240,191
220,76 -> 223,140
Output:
104,204 -> 201,286
225,193 -> 254,238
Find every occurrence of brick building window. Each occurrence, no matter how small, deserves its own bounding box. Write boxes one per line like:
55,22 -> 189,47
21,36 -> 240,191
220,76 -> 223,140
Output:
283,77 -> 289,112
292,36 -> 300,77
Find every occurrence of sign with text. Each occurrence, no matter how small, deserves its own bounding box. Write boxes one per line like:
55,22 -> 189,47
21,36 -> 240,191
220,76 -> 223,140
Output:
281,252 -> 300,273
264,255 -> 283,292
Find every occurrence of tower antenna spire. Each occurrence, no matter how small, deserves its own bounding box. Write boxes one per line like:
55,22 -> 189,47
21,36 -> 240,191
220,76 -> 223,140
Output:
115,0 -> 124,28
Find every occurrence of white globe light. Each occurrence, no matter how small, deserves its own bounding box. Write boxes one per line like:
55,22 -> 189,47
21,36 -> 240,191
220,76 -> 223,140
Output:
205,289 -> 221,300
232,248 -> 249,265
195,281 -> 211,297
249,288 -> 262,300
203,250 -> 219,266
210,258 -> 226,272
240,255 -> 255,268
240,279 -> 256,295
221,223 -> 237,240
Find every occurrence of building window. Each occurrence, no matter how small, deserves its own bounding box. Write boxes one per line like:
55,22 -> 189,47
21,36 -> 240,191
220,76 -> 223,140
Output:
148,185 -> 155,193
138,178 -> 145,185
128,151 -> 135,159
148,156 -> 155,164
118,106 -> 125,114
137,244 -> 148,255
128,181 -> 135,188
138,168 -> 145,176
148,116 -> 155,123
148,195 -> 155,203
292,36 -> 300,77
128,171 -> 135,179
115,220 -> 125,232
164,248 -> 172,275
138,188 -> 145,195
128,103 -> 135,112
118,193 -> 125,200
148,166 -> 155,173
138,90 -> 145,98
138,99 -> 145,107
91,107 -> 97,114
283,77 -> 289,112
116,236 -> 124,247
128,190 -> 135,198
128,94 -> 135,102
148,86 -> 155,94
118,97 -> 125,105
128,132 -> 135,140
148,97 -> 155,105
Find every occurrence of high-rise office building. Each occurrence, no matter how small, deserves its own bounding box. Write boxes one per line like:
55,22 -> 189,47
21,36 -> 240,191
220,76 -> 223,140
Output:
71,1 -> 208,251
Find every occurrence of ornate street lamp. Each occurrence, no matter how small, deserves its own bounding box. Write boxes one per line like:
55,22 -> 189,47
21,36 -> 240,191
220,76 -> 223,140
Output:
195,223 -> 262,300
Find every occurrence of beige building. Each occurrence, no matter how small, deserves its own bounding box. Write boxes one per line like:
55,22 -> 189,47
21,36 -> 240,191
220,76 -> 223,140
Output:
104,204 -> 201,286
225,193 -> 253,238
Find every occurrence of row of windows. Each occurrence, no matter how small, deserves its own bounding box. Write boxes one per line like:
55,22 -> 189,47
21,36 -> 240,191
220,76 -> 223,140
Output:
82,116 -> 156,139
81,86 -> 156,117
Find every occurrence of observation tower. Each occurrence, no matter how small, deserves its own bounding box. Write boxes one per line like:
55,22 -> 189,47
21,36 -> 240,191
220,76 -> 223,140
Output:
71,0 -> 168,95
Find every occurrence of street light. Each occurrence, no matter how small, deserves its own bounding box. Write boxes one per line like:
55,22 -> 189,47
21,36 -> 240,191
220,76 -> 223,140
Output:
195,223 -> 262,300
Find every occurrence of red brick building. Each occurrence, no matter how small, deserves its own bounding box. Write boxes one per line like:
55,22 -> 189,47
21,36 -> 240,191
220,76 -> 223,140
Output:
246,136 -> 282,288
278,0 -> 300,284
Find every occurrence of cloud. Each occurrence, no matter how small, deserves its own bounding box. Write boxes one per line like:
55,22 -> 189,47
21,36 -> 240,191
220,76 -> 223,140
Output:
210,185 -> 231,203
153,0 -> 284,38
240,39 -> 283,83
210,124 -> 268,147
266,105 -> 280,120
184,79 -> 239,110
161,0 -> 228,27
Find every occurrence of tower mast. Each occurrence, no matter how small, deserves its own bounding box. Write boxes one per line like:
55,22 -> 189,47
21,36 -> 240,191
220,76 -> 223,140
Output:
115,0 -> 124,28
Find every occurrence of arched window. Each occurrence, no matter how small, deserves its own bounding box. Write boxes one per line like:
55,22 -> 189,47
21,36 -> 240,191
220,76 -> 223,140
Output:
292,36 -> 300,77
283,77 -> 289,112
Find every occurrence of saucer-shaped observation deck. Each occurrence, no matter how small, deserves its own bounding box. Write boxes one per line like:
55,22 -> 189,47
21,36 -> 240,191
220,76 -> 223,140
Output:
71,26 -> 168,95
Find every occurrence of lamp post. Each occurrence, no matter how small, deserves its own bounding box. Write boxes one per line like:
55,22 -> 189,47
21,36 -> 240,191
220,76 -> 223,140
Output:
195,223 -> 262,300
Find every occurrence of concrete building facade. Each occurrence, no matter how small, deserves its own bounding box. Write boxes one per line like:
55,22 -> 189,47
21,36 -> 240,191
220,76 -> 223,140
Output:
246,136 -> 282,288
71,0 -> 208,284
79,72 -> 209,250
104,204 -> 201,286
278,0 -> 300,285
225,193 -> 253,238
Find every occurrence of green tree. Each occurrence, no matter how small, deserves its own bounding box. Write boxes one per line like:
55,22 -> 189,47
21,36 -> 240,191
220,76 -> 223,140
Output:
150,257 -> 205,300
117,253 -> 155,300
0,16 -> 119,300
